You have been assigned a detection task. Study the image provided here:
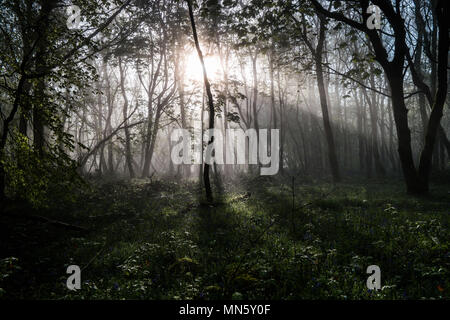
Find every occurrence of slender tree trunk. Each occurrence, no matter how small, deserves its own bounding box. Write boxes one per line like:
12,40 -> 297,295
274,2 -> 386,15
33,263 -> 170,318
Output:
96,75 -> 107,174
141,102 -> 154,177
315,17 -> 341,182
33,66 -> 46,156
355,90 -> 365,173
187,0 -> 215,202
118,57 -> 134,178
363,101 -> 372,179
362,75 -> 385,177
0,75 -> 26,200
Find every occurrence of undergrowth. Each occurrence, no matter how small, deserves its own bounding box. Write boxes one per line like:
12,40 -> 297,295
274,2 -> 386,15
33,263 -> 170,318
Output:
0,176 -> 449,300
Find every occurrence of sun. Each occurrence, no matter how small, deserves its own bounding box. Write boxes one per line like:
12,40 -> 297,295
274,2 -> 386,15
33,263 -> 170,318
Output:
185,52 -> 222,83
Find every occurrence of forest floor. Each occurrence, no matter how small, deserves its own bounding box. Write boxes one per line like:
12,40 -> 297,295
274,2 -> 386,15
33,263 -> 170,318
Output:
0,175 -> 449,299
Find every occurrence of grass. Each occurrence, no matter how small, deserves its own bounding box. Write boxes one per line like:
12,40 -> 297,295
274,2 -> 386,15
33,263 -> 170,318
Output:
0,176 -> 449,300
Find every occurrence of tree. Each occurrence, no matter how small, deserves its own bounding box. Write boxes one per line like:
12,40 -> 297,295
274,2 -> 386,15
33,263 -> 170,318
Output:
294,11 -> 341,182
310,0 -> 448,194
186,0 -> 215,202
0,0 -> 132,202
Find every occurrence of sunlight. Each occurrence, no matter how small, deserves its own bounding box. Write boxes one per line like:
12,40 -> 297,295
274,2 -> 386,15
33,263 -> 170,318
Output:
185,52 -> 223,83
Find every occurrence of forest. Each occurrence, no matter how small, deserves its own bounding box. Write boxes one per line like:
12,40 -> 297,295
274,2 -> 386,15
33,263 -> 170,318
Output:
0,0 -> 449,301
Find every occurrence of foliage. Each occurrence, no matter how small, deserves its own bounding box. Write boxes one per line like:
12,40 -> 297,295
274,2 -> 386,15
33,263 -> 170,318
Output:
0,257 -> 21,298
2,132 -> 82,208
1,177 -> 448,299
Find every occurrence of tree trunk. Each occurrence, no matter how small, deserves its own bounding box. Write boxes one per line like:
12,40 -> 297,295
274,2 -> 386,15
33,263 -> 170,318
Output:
388,70 -> 424,193
417,1 -> 449,190
187,0 -> 215,202
315,17 -> 341,183
118,57 -> 135,178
